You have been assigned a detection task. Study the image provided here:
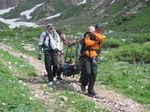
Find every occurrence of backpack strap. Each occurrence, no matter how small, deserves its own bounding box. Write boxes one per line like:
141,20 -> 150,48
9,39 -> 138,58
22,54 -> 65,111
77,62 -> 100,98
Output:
42,32 -> 49,45
81,32 -> 101,56
42,32 -> 52,50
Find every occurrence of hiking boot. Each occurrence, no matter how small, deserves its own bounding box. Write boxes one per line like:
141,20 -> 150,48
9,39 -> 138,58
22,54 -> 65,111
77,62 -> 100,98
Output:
48,81 -> 53,86
53,77 -> 57,81
81,85 -> 86,92
88,90 -> 96,96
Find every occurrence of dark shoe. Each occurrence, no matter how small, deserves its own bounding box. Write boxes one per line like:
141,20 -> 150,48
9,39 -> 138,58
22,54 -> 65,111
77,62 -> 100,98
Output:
88,90 -> 96,96
81,85 -> 86,92
56,76 -> 63,80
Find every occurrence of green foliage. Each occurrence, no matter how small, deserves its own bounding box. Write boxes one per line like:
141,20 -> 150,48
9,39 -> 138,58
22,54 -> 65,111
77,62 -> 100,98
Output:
129,33 -> 150,43
97,61 -> 150,104
0,61 -> 45,112
56,91 -> 108,112
51,0 -> 67,12
107,5 -> 150,33
0,29 -> 16,37
104,38 -> 126,48
106,43 -> 150,64
0,22 -> 9,30
0,27 -> 43,57
0,49 -> 36,77
122,7 -> 150,33
105,0 -> 125,14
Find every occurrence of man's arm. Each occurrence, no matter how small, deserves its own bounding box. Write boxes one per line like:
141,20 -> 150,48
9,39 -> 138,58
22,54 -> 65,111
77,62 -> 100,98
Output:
60,33 -> 71,45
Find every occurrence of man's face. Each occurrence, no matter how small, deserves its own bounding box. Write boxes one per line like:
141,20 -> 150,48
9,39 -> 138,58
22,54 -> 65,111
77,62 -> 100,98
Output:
96,28 -> 102,33
48,27 -> 53,32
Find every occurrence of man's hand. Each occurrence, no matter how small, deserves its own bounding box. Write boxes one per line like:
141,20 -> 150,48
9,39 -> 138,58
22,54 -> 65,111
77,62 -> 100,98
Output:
54,48 -> 60,53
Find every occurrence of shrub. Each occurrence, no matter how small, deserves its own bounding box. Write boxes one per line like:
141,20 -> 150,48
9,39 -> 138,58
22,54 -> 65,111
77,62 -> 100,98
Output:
0,30 -> 15,37
107,43 -> 150,63
130,33 -> 150,43
103,38 -> 126,48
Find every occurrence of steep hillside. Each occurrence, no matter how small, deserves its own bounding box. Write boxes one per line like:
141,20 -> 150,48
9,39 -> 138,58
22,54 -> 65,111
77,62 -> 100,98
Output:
105,0 -> 150,32
54,0 -> 150,33
2,0 -> 80,20
0,0 -> 25,9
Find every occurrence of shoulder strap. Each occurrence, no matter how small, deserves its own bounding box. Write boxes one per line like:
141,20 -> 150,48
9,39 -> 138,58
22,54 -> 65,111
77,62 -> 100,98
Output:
43,32 -> 49,44
88,32 -> 96,40
83,32 -> 96,40
42,32 -> 52,49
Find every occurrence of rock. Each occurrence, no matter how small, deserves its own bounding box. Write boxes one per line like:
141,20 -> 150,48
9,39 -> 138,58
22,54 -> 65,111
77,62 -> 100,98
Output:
29,96 -> 34,100
0,0 -> 24,9
2,102 -> 7,106
59,95 -> 68,102
22,82 -> 27,86
18,80 -> 23,83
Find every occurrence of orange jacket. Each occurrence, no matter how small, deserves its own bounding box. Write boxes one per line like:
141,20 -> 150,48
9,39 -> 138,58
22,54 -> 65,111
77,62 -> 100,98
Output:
84,31 -> 106,58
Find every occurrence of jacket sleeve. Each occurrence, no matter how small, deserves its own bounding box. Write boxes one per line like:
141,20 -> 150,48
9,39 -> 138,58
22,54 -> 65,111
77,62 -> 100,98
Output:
39,32 -> 46,45
96,34 -> 106,43
38,32 -> 46,54
60,33 -> 70,45
85,34 -> 97,46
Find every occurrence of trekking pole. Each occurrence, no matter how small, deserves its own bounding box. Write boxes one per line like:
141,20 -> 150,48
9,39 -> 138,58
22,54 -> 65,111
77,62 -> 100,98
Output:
65,46 -> 69,63
69,46 -> 73,63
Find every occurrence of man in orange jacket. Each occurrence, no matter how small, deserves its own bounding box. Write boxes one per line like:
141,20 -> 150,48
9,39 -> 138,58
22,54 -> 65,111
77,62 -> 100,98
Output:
80,23 -> 106,96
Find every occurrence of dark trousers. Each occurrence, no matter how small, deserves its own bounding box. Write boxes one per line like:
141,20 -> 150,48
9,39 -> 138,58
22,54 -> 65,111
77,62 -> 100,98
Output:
44,50 -> 60,82
52,52 -> 60,77
81,56 -> 98,91
44,50 -> 53,82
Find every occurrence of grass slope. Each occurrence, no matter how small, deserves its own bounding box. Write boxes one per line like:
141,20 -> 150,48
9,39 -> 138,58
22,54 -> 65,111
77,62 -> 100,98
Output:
97,61 -> 150,104
0,50 -> 45,112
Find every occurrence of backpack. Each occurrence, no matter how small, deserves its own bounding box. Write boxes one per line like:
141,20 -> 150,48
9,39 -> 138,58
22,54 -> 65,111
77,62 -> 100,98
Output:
80,32 -> 97,55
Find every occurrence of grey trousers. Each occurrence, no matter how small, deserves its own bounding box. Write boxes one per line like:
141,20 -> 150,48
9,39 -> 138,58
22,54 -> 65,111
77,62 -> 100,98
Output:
81,56 -> 98,91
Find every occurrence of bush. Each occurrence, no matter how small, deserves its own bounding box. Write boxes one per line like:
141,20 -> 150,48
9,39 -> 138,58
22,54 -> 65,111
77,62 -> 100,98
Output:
103,38 -> 126,48
130,33 -> 150,43
0,30 -> 15,37
107,43 -> 150,63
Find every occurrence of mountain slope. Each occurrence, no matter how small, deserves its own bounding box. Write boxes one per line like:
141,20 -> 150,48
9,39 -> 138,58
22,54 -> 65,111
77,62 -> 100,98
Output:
0,0 -> 25,9
0,0 -> 149,33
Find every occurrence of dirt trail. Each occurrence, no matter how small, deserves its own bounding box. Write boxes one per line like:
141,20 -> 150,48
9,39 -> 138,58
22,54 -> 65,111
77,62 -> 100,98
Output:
0,43 -> 149,112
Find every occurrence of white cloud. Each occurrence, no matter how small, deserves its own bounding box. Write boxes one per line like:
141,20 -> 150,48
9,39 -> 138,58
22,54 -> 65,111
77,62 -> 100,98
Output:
20,2 -> 45,19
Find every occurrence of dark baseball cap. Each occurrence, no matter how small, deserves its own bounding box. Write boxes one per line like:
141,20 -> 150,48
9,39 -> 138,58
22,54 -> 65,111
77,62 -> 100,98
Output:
95,23 -> 103,30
